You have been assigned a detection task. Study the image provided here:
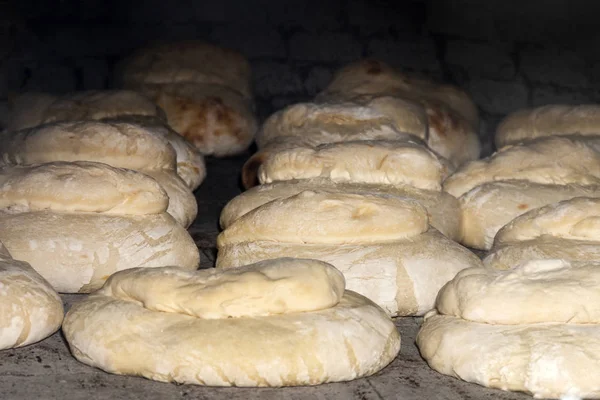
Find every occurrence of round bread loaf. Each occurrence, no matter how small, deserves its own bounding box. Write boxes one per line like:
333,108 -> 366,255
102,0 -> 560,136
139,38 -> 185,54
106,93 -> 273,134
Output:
0,162 -> 199,293
118,41 -> 257,156
444,135 -> 600,249
217,190 -> 481,316
132,82 -> 257,157
219,178 -> 461,241
62,258 -> 400,386
496,104 -> 600,149
417,194 -> 600,399
0,241 -> 63,350
455,181 -> 600,250
258,140 -> 452,191
484,197 -> 600,269
0,120 -> 197,227
418,312 -> 600,399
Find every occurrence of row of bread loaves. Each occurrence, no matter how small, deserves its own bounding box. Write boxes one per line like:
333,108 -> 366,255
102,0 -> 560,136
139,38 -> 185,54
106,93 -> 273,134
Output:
445,104 -> 600,250
217,59 -> 485,317
418,196 -> 600,399
1,90 -> 204,293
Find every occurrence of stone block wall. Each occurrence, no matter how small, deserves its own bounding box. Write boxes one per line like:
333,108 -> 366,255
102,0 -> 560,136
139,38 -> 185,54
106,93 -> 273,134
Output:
2,0 -> 599,155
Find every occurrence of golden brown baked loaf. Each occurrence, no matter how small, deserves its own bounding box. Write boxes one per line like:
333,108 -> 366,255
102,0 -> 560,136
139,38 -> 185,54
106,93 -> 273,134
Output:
0,162 -> 199,293
0,120 -> 198,227
217,190 -> 481,316
63,258 -> 400,386
0,241 -> 63,350
5,90 -> 206,191
118,41 -> 258,156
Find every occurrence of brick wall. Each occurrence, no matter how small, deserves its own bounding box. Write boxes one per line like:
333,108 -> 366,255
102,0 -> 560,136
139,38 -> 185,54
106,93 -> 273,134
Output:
2,0 -> 599,155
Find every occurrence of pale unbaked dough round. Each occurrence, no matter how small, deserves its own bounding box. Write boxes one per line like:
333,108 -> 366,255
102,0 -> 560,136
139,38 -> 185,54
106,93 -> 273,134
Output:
258,140 -> 452,191
0,120 -> 197,227
444,135 -> 600,249
436,259 -> 600,325
417,312 -> 600,399
484,197 -> 600,269
456,181 -> 600,250
496,104 -> 600,149
417,194 -> 600,398
444,135 -> 600,199
219,178 -> 462,241
62,258 -> 400,387
0,162 -> 199,293
217,190 -> 481,316
0,242 -> 63,350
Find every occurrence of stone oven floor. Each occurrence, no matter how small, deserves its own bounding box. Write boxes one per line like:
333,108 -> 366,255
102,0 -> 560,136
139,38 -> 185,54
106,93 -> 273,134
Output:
0,154 -> 528,400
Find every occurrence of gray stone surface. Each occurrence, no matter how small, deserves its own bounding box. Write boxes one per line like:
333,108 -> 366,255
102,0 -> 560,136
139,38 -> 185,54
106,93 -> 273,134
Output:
446,40 -> 515,81
289,32 -> 362,63
253,62 -> 304,97
0,154 -> 530,400
366,36 -> 440,74
467,78 -> 529,115
520,47 -> 589,88
531,85 -> 594,107
211,25 -> 286,60
304,66 -> 332,96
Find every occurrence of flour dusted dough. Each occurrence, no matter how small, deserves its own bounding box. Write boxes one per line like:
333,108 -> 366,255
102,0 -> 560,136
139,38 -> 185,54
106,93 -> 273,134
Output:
63,258 -> 400,386
456,181 -> 600,250
258,140 -> 451,191
484,197 -> 600,269
0,120 -> 198,227
496,104 -> 600,148
417,195 -> 600,398
437,259 -> 600,325
444,135 -> 600,249
242,97 -> 426,188
0,241 -> 63,349
219,178 -> 461,241
0,162 -> 199,293
444,135 -> 600,198
217,190 -> 481,316
417,313 -> 600,399
119,41 -> 257,156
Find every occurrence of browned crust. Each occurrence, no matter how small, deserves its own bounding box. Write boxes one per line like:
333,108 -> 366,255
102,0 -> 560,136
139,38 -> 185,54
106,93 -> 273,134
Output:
241,151 -> 267,189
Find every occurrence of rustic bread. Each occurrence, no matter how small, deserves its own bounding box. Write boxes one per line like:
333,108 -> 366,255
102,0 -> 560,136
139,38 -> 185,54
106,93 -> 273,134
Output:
0,241 -> 63,349
0,162 -> 199,293
118,41 -> 257,156
63,258 -> 400,386
0,120 -> 197,227
217,190 -> 481,316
